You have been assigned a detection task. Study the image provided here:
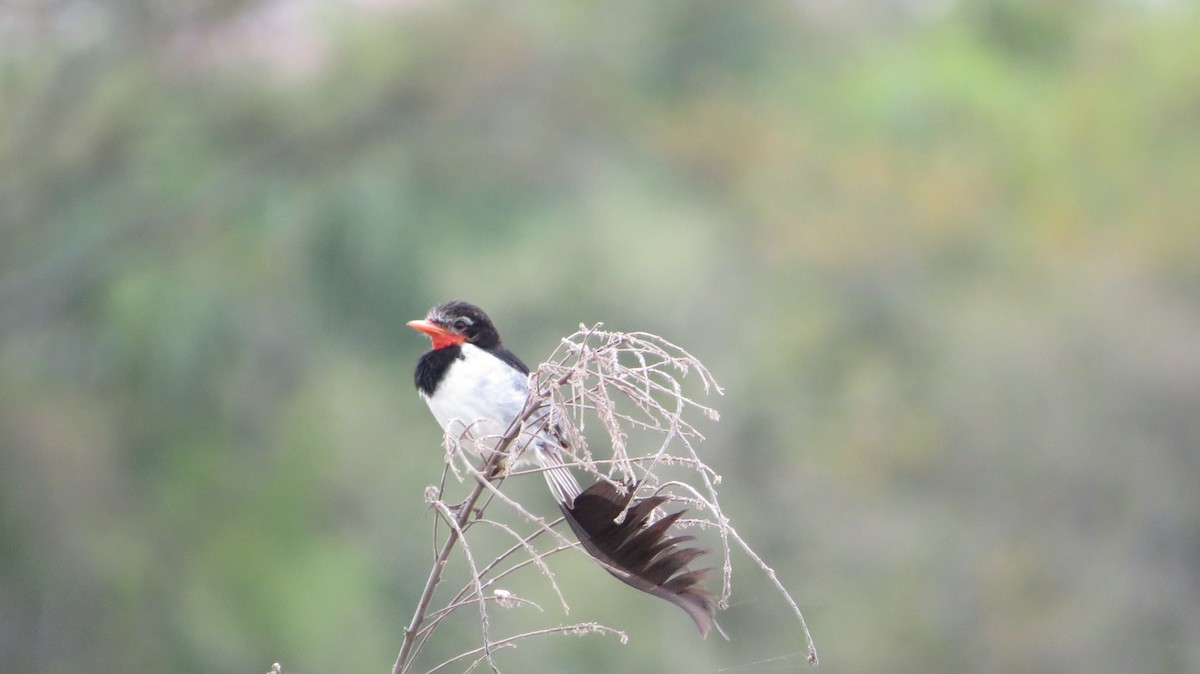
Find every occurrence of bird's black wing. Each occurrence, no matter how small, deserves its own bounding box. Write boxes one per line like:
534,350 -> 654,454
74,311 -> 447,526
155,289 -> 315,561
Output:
492,346 -> 530,375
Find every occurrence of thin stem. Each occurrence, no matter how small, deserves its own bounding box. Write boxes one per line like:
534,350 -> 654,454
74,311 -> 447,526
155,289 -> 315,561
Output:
391,367 -> 577,674
391,460 -> 495,674
425,624 -> 628,674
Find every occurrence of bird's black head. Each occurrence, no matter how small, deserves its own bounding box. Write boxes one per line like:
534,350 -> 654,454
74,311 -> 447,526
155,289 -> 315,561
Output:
410,300 -> 503,350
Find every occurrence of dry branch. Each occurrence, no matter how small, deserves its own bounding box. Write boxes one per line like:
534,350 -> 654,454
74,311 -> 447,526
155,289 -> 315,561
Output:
391,324 -> 818,673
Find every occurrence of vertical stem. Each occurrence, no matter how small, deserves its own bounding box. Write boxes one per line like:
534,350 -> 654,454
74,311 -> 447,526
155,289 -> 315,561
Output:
391,367 -> 576,674
391,474 -> 491,674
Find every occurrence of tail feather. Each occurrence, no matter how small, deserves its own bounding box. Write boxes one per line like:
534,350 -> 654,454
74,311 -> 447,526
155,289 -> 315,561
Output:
560,480 -> 715,637
533,443 -> 582,507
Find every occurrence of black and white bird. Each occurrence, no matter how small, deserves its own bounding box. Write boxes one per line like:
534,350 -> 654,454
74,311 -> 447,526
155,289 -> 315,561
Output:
408,300 -> 715,636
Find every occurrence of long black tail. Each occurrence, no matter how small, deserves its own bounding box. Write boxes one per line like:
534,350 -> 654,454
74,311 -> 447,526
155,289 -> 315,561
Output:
560,480 -> 714,636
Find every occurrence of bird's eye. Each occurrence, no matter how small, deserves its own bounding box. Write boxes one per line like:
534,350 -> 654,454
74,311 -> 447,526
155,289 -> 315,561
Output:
452,318 -> 470,332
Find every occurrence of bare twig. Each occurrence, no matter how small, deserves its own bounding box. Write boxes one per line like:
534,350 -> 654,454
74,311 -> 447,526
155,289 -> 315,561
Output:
391,397 -> 545,674
425,623 -> 629,674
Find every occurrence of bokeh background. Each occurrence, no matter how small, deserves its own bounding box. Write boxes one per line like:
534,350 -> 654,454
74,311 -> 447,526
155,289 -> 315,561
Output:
3,1 -> 1199,672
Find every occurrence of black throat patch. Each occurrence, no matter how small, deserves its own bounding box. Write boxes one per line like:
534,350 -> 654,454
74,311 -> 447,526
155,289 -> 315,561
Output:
414,344 -> 464,397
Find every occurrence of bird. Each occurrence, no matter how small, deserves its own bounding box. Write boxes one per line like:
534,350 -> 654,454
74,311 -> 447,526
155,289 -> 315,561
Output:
407,300 -> 580,505
408,300 -> 715,636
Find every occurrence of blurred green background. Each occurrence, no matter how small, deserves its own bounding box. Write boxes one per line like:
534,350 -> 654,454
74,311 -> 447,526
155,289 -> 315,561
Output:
3,0 -> 1199,672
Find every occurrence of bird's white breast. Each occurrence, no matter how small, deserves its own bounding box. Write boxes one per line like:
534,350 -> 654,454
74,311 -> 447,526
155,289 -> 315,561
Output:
420,343 -> 530,454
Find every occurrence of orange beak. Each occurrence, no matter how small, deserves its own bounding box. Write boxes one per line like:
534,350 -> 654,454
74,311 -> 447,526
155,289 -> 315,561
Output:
407,319 -> 466,350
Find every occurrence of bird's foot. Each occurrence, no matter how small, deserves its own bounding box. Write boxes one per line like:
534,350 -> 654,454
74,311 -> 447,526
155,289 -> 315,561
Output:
445,498 -> 483,518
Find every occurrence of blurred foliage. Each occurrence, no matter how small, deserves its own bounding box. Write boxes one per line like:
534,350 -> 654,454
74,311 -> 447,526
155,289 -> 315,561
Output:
2,0 -> 1199,672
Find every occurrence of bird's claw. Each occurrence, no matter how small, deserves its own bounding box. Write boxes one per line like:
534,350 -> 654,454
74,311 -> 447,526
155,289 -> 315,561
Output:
446,499 -> 483,518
